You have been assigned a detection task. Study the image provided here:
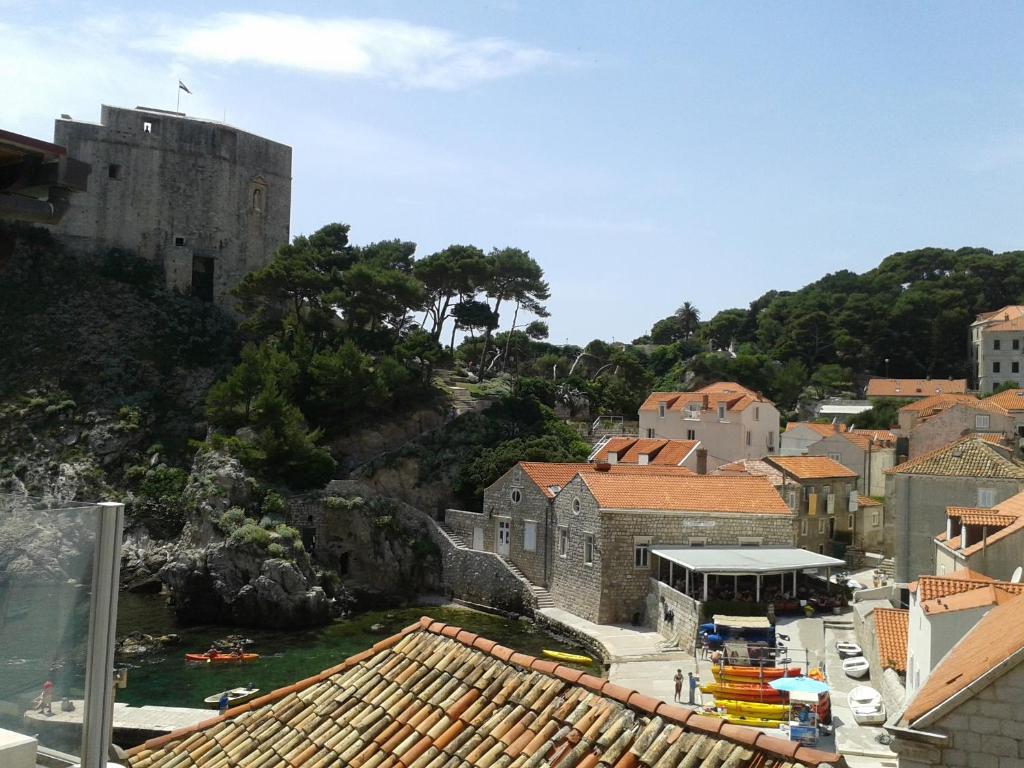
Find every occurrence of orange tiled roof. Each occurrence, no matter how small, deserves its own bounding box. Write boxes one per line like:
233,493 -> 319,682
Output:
580,473 -> 791,514
783,421 -> 845,437
638,382 -> 774,414
765,456 -> 858,480
849,428 -> 898,444
857,495 -> 882,507
898,393 -> 989,415
983,388 -> 1024,412
886,437 -> 1024,479
621,439 -> 699,466
874,608 -> 908,673
713,459 -> 785,486
518,462 -> 693,498
938,491 -> 1024,556
590,437 -> 637,463
125,617 -> 844,768
866,378 -> 968,398
903,592 -> 1024,727
974,304 -> 1024,325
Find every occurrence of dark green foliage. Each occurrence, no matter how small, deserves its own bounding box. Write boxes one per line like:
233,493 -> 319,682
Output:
849,399 -> 913,430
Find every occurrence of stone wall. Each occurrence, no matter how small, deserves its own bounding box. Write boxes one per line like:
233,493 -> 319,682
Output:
445,508 -> 490,550
647,578 -> 701,652
50,105 -> 291,306
894,661 -> 1024,767
548,474 -> 796,625
886,473 -> 1024,582
853,600 -> 906,717
483,464 -> 552,586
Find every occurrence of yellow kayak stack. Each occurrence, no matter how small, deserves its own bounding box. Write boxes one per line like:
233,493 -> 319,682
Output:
706,712 -> 787,728
542,649 -> 593,665
713,698 -> 789,719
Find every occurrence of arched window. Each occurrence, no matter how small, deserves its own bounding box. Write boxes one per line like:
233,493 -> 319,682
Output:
252,187 -> 264,212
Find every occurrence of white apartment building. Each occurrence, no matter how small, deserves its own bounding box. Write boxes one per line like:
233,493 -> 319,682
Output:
971,305 -> 1024,393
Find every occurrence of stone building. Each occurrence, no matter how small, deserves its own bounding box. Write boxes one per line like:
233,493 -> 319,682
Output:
897,395 -> 1014,459
934,489 -> 1024,581
764,456 -> 859,556
444,462 -> 692,588
637,382 -> 779,470
885,437 -> 1024,582
547,473 -> 795,624
893,586 -> 1024,768
805,430 -> 895,497
970,304 -> 1024,393
48,105 -> 291,305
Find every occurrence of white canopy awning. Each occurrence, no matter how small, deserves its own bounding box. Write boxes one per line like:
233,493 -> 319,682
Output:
651,546 -> 845,575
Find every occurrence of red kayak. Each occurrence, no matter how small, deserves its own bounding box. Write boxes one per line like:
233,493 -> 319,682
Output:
713,665 -> 801,682
185,652 -> 260,663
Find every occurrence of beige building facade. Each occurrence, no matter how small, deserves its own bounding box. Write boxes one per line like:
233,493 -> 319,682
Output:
971,305 -> 1024,393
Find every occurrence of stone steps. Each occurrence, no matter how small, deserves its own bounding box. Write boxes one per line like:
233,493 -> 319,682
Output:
503,560 -> 556,609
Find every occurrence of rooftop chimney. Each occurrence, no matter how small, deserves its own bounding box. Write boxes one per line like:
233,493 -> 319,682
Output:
696,448 -> 708,475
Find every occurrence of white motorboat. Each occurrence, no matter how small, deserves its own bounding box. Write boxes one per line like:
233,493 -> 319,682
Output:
204,686 -> 260,709
848,685 -> 886,725
842,656 -> 870,679
836,641 -> 862,658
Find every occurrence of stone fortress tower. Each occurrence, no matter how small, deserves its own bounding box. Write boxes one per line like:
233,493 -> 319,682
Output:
49,105 -> 291,305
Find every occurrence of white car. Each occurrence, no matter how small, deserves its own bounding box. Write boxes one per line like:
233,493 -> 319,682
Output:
836,641 -> 862,658
842,656 -> 870,679
848,686 -> 886,725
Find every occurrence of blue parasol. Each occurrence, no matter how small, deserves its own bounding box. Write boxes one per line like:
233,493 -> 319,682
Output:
768,676 -> 829,693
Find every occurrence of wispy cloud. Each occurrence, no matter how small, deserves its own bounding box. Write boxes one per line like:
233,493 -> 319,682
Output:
145,12 -> 561,90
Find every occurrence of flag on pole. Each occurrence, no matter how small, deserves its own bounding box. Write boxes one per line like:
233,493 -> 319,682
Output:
178,80 -> 192,95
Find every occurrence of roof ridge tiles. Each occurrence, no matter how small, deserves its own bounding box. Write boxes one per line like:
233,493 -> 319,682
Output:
124,617 -> 844,767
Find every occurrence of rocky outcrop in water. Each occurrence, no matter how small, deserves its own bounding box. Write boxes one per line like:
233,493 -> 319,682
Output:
155,450 -> 344,628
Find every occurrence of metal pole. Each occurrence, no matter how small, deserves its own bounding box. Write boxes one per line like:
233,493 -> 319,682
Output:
81,502 -> 124,768
703,573 -> 708,601
669,560 -> 674,588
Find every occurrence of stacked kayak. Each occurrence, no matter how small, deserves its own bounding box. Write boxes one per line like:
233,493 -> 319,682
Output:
714,699 -> 790,719
707,712 -> 787,728
712,665 -> 801,683
700,682 -> 788,704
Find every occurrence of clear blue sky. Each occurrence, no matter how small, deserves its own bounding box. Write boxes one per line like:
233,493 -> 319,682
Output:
6,2 -> 1024,344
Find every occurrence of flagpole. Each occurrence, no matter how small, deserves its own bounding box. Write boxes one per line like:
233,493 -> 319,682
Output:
177,86 -> 180,113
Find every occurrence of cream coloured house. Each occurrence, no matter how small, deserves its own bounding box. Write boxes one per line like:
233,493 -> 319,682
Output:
970,304 -> 1024,393
637,382 -> 779,471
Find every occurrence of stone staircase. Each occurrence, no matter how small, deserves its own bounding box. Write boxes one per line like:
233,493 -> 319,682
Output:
436,523 -> 468,550
879,557 -> 895,579
503,560 -> 556,609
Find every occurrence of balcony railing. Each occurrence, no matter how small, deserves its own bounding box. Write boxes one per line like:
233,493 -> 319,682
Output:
0,494 -> 123,767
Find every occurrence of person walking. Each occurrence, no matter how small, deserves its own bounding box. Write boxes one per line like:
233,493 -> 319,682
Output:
688,672 -> 699,705
673,669 -> 683,702
218,691 -> 229,715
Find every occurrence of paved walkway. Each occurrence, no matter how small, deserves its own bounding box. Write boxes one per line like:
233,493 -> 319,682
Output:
25,699 -> 209,736
539,607 -> 700,704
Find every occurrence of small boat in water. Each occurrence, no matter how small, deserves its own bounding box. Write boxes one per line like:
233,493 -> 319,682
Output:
204,686 -> 260,709
185,652 -> 260,663
848,685 -> 886,725
542,649 -> 593,665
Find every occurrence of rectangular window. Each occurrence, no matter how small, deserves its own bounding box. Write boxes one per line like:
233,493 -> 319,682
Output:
767,431 -> 775,449
718,404 -> 727,420
976,414 -> 991,430
978,488 -> 996,508
818,519 -> 827,534
872,510 -> 881,527
689,537 -> 706,547
658,403 -> 666,418
800,518 -> 808,536
994,339 -> 1001,351
1014,339 -> 1021,350
686,404 -> 699,419
745,431 -> 751,446
1014,362 -> 1020,374
994,361 -> 1001,373
583,533 -> 595,565
686,429 -> 696,440
787,490 -> 797,509
828,452 -> 842,462
848,513 -> 855,529
524,521 -> 537,553
558,526 -> 568,557
174,236 -> 186,247
108,163 -> 122,180
646,428 -> 655,438
633,537 -> 650,568
754,406 -> 760,421
738,537 -> 762,547
143,121 -> 153,133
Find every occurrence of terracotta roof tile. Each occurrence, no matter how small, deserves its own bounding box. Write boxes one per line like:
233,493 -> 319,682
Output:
867,378 -> 968,398
974,304 -> 1024,325
590,437 -> 637,463
783,421 -> 845,437
639,382 -> 774,413
712,459 -> 784,486
124,620 -> 844,768
874,608 -> 908,673
984,388 -> 1024,412
938,491 -> 1024,556
898,393 -> 990,414
765,455 -> 858,480
904,591 -> 1024,726
886,437 -> 1024,479
516,462 -> 692,498
858,495 -> 882,507
579,474 -> 791,514
849,428 -> 898,443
